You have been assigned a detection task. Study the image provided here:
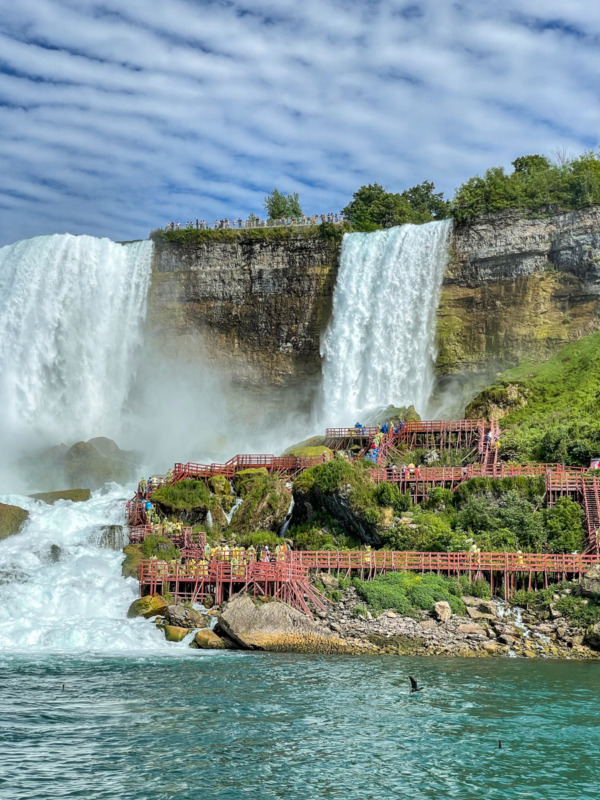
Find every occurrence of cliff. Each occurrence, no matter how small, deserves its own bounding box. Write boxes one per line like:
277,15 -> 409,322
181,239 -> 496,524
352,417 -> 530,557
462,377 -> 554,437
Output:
148,233 -> 338,396
435,207 -> 600,400
148,210 -> 600,410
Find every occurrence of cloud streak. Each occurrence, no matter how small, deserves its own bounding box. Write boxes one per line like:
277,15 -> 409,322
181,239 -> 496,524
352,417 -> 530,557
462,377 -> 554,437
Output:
0,0 -> 599,245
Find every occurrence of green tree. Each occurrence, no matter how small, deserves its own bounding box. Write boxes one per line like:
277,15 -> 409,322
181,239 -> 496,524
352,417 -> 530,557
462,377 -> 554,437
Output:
342,181 -> 449,231
263,188 -> 303,220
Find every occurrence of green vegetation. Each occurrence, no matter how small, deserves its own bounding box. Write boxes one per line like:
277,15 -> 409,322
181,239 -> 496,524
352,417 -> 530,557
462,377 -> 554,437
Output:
342,181 -> 450,231
512,584 -> 600,627
140,534 -> 179,562
229,474 -> 290,535
452,151 -> 600,223
238,531 -> 282,549
467,330 -> 600,464
150,222 -> 346,245
121,544 -> 143,579
293,460 -> 586,554
151,479 -> 213,511
30,489 -> 91,504
263,188 -> 302,220
0,502 -> 29,540
353,571 -> 466,616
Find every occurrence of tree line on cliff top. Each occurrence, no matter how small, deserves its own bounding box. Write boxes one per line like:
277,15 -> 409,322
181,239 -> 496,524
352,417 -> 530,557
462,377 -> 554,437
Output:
339,150 -> 600,230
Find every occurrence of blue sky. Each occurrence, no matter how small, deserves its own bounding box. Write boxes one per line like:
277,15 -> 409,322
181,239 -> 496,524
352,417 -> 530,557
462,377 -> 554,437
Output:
0,0 -> 599,245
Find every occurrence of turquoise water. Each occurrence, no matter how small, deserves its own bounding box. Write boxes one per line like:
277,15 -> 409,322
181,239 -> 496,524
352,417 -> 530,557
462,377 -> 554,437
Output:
1,653 -> 598,800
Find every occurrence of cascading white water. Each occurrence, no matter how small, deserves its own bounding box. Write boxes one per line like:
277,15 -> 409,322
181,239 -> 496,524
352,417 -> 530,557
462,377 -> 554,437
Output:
319,220 -> 452,424
0,234 -> 152,448
0,488 -> 192,654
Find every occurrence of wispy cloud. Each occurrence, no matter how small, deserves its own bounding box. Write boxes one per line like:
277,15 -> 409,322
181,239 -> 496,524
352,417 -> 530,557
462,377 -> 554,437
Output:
0,0 -> 599,245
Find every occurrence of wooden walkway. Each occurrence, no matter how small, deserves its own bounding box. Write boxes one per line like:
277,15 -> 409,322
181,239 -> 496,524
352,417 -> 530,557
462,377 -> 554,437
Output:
138,550 -> 599,609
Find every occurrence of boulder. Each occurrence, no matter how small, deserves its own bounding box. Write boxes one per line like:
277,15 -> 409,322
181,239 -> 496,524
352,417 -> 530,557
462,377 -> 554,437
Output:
0,502 -> 29,540
433,601 -> 452,622
218,594 -> 355,653
121,544 -> 143,579
191,629 -> 234,649
49,544 -> 62,562
457,623 -> 487,636
164,604 -> 210,630
208,475 -> 231,495
229,474 -> 291,535
320,574 -> 340,590
584,623 -> 600,650
127,594 -> 168,619
30,489 -> 91,504
466,607 -> 495,621
579,564 -> 600,597
99,525 -> 126,550
162,624 -> 189,643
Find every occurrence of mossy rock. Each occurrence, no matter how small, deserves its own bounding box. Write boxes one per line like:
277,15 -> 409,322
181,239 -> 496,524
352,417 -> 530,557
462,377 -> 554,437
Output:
191,629 -> 234,649
285,446 -> 332,460
63,440 -> 133,489
210,504 -> 228,529
229,475 -> 291,535
122,544 -> 143,578
30,488 -> 91,504
233,468 -> 269,496
161,624 -> 189,642
283,436 -> 327,455
127,594 -> 168,619
208,475 -> 231,495
0,502 -> 29,540
151,479 -> 213,524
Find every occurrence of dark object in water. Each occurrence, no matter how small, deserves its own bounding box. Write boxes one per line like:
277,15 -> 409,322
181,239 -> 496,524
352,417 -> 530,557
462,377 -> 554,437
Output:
409,675 -> 424,693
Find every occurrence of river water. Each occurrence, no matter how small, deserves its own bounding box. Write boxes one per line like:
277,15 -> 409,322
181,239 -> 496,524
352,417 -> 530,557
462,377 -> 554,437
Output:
1,652 -> 598,799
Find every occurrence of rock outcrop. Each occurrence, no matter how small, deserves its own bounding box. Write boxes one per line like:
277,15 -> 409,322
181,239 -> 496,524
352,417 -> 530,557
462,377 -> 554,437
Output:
30,489 -> 91,504
149,233 -> 339,405
435,207 -> 600,404
579,564 -> 600,597
0,502 -> 28,540
164,604 -> 210,629
191,629 -> 234,649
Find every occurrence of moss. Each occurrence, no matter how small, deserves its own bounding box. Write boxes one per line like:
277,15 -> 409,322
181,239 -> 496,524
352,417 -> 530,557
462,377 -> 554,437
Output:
229,475 -> 290,535
30,489 -> 91,504
122,544 -> 143,579
0,502 -> 28,540
127,594 -> 168,618
283,436 -> 327,455
285,445 -> 332,460
208,475 -> 231,495
141,535 -> 179,561
151,479 -> 212,511
232,468 -> 269,496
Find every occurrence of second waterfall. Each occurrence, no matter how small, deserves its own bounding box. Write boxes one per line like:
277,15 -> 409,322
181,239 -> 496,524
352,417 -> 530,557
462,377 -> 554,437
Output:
319,220 -> 452,424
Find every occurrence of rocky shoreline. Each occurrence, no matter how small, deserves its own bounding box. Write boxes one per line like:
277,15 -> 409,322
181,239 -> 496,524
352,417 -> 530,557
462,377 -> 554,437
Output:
129,575 -> 600,660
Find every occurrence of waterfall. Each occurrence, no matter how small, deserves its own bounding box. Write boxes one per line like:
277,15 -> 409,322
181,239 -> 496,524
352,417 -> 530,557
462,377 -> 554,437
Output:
319,220 -> 451,424
0,234 -> 152,448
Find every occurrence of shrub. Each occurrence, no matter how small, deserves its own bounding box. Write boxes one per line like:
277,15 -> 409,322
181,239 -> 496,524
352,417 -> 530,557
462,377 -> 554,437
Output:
352,604 -> 368,618
141,534 -> 179,562
238,531 -> 281,549
555,595 -> 600,626
353,571 -> 466,616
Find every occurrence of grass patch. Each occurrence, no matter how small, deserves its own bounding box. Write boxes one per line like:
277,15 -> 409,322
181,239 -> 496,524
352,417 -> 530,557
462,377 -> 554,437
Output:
151,479 -> 212,511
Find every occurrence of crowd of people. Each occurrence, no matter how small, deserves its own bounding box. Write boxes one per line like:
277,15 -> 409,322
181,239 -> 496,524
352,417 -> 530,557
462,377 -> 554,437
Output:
147,542 -> 290,577
163,213 -> 342,231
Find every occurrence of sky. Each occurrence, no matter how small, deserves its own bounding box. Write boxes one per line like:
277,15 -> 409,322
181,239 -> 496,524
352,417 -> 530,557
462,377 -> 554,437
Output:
0,0 -> 599,246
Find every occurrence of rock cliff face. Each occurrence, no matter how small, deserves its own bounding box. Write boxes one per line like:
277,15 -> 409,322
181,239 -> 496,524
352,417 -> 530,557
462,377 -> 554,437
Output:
148,210 -> 600,411
435,207 -> 600,402
148,234 -> 338,396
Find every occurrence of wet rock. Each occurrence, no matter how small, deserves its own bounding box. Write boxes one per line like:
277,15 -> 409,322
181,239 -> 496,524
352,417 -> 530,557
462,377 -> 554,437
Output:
30,489 -> 91,504
0,502 -> 29,540
49,544 -> 62,563
98,525 -> 126,550
161,624 -> 189,642
127,594 -> 168,619
164,605 -> 210,630
499,633 -> 519,645
191,629 -> 234,649
121,544 -> 143,579
433,601 -> 452,622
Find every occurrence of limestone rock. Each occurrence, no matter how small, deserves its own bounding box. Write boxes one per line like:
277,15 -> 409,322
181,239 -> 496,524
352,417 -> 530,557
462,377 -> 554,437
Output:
320,574 -> 340,590
218,594 -> 354,653
466,607 -> 495,621
191,629 -> 234,649
164,604 -> 210,630
457,623 -> 486,636
162,624 -> 189,643
122,544 -> 143,579
30,488 -> 91,504
0,502 -> 29,540
433,601 -> 452,622
127,594 -> 168,619
579,564 -> 600,597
